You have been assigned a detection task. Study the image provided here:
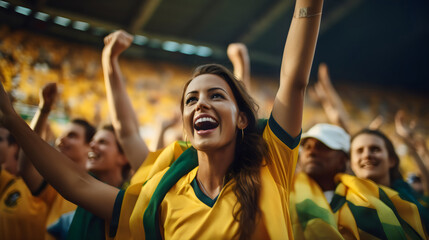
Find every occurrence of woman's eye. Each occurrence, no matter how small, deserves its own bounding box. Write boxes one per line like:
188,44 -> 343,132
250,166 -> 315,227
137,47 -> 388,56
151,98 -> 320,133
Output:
355,148 -> 363,154
211,93 -> 224,99
371,146 -> 381,153
185,97 -> 197,105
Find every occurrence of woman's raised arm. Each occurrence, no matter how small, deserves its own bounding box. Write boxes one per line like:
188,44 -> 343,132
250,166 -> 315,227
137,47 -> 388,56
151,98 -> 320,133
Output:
102,30 -> 150,172
273,0 -> 324,137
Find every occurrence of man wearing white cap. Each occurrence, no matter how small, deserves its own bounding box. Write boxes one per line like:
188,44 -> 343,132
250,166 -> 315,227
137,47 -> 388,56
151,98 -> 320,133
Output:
289,123 -> 350,239
298,123 -> 350,200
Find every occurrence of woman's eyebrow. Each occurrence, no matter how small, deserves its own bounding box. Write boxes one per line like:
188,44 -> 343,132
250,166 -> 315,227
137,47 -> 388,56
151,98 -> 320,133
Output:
185,91 -> 197,97
185,87 -> 228,97
208,87 -> 228,95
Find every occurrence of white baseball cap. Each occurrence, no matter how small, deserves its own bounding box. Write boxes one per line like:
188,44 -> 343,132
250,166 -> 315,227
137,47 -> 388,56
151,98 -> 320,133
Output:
301,123 -> 350,153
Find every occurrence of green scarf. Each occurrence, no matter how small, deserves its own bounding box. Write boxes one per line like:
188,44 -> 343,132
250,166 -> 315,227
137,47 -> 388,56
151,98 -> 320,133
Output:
143,147 -> 198,240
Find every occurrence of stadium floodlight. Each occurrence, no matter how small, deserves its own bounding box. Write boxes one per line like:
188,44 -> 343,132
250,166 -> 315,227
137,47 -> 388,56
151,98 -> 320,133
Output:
162,41 -> 181,52
15,6 -> 31,16
180,44 -> 197,55
53,16 -> 71,27
196,46 -> 213,57
72,21 -> 90,31
34,12 -> 50,21
0,0 -> 10,8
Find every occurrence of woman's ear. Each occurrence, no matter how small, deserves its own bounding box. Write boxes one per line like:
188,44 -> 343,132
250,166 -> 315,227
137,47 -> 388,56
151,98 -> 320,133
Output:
237,112 -> 248,130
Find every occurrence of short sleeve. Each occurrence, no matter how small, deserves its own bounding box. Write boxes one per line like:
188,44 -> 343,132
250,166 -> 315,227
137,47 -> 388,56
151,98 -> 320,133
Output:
262,114 -> 301,189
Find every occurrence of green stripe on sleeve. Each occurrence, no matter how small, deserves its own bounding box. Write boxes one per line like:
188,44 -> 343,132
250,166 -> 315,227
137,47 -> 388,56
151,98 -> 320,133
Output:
268,114 -> 301,149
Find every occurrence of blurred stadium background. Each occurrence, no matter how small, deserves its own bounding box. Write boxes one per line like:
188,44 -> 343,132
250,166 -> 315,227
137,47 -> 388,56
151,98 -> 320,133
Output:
0,0 -> 428,174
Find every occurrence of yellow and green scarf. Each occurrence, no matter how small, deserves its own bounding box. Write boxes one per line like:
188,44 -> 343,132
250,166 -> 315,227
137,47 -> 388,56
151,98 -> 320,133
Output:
332,174 -> 426,240
291,173 -> 427,240
290,172 -> 345,239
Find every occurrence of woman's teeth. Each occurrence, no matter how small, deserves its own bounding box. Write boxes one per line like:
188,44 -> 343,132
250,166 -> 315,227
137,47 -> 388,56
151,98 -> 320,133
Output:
88,152 -> 98,159
194,117 -> 219,131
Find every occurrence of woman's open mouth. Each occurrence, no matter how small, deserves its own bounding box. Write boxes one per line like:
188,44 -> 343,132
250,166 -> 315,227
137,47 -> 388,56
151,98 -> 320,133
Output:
88,151 -> 99,161
360,159 -> 379,169
194,116 -> 219,134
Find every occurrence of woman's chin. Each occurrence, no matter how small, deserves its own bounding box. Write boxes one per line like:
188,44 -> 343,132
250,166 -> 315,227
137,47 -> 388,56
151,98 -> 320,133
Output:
192,141 -> 214,151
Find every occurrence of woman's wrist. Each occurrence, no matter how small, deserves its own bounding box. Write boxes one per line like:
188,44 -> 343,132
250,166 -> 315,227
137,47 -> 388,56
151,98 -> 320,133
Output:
293,7 -> 322,18
294,0 -> 324,17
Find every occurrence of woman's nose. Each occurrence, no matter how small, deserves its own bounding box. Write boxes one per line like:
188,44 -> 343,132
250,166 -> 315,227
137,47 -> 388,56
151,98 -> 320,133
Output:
196,97 -> 210,111
361,148 -> 371,158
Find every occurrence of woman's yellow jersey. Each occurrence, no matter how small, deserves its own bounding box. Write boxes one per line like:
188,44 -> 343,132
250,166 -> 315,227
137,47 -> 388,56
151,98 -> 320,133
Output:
109,115 -> 301,239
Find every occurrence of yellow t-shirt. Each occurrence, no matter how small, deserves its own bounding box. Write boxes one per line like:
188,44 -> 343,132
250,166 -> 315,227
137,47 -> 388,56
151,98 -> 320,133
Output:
0,169 -> 49,240
110,116 -> 300,239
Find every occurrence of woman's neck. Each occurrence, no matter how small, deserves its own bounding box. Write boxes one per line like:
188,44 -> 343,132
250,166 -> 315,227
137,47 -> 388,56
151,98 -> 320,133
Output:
196,144 -> 235,198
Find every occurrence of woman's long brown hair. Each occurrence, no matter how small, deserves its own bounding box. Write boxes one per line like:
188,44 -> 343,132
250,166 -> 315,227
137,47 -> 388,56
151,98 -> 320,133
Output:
181,64 -> 268,239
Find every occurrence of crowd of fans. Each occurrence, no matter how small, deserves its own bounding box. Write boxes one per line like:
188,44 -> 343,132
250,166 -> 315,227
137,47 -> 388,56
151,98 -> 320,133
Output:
0,24 -> 426,170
